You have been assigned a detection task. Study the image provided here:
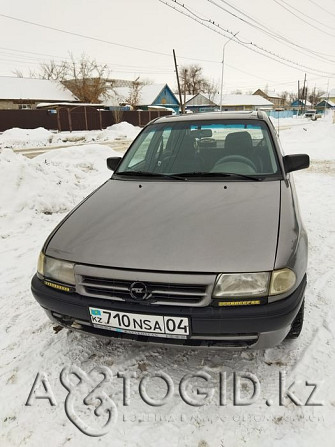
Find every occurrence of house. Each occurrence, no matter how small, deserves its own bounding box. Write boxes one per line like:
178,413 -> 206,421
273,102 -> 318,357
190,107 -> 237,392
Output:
0,76 -> 78,110
315,99 -> 335,112
214,94 -> 273,111
253,89 -> 285,109
291,99 -> 312,110
320,89 -> 335,103
184,93 -> 218,113
106,83 -> 179,113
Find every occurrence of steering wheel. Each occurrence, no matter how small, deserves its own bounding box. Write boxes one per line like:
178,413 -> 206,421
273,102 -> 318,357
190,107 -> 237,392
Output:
214,155 -> 257,171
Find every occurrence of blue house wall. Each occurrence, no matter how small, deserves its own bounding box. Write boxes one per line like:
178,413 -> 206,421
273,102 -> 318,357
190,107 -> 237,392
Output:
152,85 -> 179,112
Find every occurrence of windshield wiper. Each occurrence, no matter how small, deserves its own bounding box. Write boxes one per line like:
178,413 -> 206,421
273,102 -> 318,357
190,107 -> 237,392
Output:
176,172 -> 264,181
115,170 -> 188,181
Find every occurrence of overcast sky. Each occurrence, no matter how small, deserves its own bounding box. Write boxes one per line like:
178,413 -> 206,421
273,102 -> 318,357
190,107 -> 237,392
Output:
0,0 -> 334,95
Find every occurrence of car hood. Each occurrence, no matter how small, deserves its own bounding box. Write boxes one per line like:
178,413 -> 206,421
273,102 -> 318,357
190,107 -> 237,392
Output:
46,179 -> 281,273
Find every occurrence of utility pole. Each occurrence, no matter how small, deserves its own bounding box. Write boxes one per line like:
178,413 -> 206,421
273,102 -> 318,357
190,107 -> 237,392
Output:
173,49 -> 184,114
302,73 -> 307,113
298,80 -> 300,116
183,68 -> 187,111
324,78 -> 329,117
219,32 -> 239,111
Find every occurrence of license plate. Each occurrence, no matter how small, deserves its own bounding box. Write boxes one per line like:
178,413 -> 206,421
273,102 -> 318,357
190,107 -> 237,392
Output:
89,307 -> 190,339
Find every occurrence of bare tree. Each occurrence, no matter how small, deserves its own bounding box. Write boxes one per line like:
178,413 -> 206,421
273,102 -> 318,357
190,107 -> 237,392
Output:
179,64 -> 213,96
13,68 -> 40,78
109,77 -> 152,109
125,77 -> 143,108
39,59 -> 68,81
12,69 -> 24,78
308,88 -> 325,106
25,53 -> 112,103
112,108 -> 124,124
202,79 -> 219,101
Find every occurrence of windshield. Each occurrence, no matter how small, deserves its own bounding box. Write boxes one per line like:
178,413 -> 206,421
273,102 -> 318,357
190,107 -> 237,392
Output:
116,119 -> 280,179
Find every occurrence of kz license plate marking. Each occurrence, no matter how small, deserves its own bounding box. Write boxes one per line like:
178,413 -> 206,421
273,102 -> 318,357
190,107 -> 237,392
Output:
89,307 -> 190,338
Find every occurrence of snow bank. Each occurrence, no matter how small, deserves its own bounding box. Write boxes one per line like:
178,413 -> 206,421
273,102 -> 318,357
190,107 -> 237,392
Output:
86,121 -> 141,143
0,127 -> 53,148
0,144 -> 120,217
279,114 -> 335,160
0,121 -> 141,150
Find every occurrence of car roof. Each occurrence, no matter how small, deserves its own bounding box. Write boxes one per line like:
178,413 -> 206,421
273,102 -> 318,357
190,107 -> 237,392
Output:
153,110 -> 270,124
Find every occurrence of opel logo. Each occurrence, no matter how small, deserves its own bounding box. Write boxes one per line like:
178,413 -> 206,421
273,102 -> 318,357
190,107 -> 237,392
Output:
129,282 -> 151,300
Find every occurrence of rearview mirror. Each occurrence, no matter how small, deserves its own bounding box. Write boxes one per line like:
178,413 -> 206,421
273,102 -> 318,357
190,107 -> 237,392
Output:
107,157 -> 122,171
283,154 -> 310,173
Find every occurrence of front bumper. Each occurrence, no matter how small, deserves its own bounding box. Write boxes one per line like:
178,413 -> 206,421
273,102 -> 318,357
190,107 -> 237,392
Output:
31,274 -> 306,349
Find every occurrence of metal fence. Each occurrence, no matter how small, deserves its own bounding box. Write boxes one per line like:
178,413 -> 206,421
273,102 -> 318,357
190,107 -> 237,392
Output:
0,108 -> 172,132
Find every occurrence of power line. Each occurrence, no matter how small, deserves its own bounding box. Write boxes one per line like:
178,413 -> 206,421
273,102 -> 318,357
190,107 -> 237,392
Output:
0,13 -> 174,58
160,0 -> 335,77
277,0 -> 335,30
0,12 -> 250,67
305,0 -> 335,19
0,12 -> 289,83
0,45 -> 178,72
213,0 -> 335,61
273,0 -> 335,38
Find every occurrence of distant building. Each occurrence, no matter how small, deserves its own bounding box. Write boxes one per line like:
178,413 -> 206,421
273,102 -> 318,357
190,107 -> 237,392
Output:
214,94 -> 273,111
253,89 -> 285,109
316,99 -> 335,111
0,76 -> 77,110
106,83 -> 179,112
291,99 -> 312,110
184,93 -> 218,113
320,89 -> 335,103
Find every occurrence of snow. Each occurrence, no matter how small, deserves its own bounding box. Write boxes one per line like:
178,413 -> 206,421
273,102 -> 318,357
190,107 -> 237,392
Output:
0,121 -> 141,149
278,115 -> 335,161
0,76 -> 76,101
107,84 -> 172,106
0,127 -> 54,148
1,114 -> 335,446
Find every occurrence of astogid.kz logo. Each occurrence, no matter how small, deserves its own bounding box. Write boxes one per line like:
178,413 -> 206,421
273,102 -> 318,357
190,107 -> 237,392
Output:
25,366 -> 324,437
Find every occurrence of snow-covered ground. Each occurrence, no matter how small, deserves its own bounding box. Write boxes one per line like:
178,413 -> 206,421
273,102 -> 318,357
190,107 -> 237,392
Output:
0,115 -> 335,446
0,121 -> 141,149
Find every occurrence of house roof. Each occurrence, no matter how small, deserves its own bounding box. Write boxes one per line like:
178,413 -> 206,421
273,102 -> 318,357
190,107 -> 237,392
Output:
254,89 -> 281,99
316,99 -> 335,107
214,94 -> 273,107
108,84 -> 176,106
291,99 -> 312,106
184,93 -> 216,106
184,94 -> 195,103
265,90 -> 281,99
0,76 -> 77,101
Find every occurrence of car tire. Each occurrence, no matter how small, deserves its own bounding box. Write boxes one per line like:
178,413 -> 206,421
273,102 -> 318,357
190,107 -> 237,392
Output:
286,300 -> 304,339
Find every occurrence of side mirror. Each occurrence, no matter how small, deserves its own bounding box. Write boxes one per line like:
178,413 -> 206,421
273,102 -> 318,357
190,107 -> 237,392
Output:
107,157 -> 122,171
283,154 -> 310,173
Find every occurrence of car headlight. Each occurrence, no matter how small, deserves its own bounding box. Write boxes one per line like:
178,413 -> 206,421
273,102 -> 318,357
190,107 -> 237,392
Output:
213,272 -> 270,298
37,252 -> 76,286
269,268 -> 296,295
213,268 -> 296,300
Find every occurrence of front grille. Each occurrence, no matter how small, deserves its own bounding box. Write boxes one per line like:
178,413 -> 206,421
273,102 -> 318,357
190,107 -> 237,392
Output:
75,265 -> 216,307
78,275 -> 209,306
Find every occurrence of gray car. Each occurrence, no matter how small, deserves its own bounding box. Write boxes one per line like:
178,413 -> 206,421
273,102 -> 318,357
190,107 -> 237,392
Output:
31,111 -> 309,349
